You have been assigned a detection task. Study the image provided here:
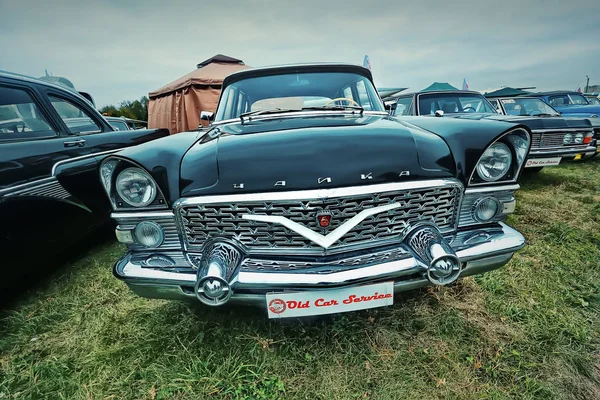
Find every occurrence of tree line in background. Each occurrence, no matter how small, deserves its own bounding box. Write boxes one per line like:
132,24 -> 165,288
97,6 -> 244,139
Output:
99,96 -> 149,121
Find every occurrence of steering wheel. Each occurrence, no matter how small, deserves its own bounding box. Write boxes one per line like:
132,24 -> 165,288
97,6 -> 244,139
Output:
462,106 -> 476,112
324,97 -> 361,107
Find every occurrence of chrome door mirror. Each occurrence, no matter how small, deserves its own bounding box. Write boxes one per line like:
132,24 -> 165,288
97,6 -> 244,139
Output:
200,111 -> 214,122
434,110 -> 444,117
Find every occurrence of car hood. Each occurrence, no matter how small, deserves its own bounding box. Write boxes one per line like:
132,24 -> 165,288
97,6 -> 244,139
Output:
554,105 -> 600,116
179,114 -> 456,197
443,112 -> 592,130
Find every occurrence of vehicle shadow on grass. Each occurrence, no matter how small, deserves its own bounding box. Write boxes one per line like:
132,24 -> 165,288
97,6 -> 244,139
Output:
182,286 -> 432,329
519,169 -> 569,188
0,225 -> 114,310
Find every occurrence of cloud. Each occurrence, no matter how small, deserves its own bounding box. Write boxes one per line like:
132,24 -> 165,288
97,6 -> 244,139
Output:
1,0 -> 598,106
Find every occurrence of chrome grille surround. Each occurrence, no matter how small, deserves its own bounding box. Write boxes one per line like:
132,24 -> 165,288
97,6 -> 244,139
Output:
530,129 -> 592,149
174,179 -> 463,255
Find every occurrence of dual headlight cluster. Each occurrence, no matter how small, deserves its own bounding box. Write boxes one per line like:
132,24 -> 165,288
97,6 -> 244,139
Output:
563,132 -> 585,145
101,158 -> 167,248
473,130 -> 529,183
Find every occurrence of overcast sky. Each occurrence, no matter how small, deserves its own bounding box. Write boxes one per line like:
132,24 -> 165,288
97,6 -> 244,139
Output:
1,0 -> 598,107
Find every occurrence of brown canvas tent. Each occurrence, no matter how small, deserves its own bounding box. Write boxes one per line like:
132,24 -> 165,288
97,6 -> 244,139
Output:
148,54 -> 251,134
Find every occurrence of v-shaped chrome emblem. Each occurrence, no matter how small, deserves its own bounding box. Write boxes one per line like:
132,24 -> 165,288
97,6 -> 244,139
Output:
242,202 -> 402,249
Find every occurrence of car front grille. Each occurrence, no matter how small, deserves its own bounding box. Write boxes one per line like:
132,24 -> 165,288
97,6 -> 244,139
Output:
530,131 -> 589,149
176,180 -> 462,254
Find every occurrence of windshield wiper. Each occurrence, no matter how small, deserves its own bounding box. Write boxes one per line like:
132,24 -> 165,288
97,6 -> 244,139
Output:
302,105 -> 364,113
239,105 -> 365,122
239,108 -> 297,120
530,113 -> 556,117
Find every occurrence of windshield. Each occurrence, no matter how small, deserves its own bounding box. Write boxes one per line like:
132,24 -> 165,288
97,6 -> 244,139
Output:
587,97 -> 600,105
417,93 -> 497,115
569,94 -> 589,105
394,97 -> 414,116
501,98 -> 559,116
109,120 -> 129,130
215,71 -> 384,121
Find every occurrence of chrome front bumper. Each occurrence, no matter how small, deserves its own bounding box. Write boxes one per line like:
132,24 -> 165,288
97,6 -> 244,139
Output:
528,144 -> 597,158
114,222 -> 525,306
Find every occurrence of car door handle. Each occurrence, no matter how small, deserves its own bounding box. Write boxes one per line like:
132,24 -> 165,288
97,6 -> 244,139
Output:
63,139 -> 87,148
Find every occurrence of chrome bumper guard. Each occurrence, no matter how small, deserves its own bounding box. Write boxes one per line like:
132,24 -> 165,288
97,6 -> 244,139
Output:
114,222 -> 524,306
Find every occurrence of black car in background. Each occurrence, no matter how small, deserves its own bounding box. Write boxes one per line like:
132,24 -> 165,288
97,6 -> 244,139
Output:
0,71 -> 168,291
392,90 -> 596,170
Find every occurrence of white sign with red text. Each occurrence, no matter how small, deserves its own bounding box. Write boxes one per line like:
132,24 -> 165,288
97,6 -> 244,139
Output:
525,157 -> 562,168
266,282 -> 394,318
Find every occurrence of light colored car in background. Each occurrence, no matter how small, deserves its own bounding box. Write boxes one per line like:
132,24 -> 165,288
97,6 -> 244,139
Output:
104,116 -> 148,131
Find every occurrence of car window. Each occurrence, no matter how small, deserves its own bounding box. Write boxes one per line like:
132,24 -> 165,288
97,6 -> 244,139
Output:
394,97 -> 414,116
501,98 -> 559,116
548,95 -> 569,107
216,71 -> 384,121
418,93 -> 497,115
49,96 -> 102,134
568,94 -> 589,105
354,80 -> 374,111
588,97 -> 600,105
487,99 -> 500,112
0,86 -> 55,140
109,120 -> 129,131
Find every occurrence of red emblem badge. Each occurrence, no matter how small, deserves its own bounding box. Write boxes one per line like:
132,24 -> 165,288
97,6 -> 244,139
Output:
269,298 -> 286,314
316,211 -> 332,228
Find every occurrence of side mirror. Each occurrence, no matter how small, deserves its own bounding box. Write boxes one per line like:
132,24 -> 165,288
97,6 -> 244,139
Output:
200,111 -> 214,122
434,110 -> 444,117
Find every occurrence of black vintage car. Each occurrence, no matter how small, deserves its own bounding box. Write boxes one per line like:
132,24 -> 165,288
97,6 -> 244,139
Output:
487,96 -> 600,158
101,64 -> 529,318
0,71 -> 168,290
392,90 -> 596,170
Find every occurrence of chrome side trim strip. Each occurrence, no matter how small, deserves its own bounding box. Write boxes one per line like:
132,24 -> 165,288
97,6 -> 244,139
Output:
1,149 -> 121,197
174,178 -> 463,206
51,148 -> 120,176
2,176 -> 69,199
0,177 -> 55,196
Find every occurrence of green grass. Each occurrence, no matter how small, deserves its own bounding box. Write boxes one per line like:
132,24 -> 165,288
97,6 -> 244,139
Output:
2,160 -> 600,399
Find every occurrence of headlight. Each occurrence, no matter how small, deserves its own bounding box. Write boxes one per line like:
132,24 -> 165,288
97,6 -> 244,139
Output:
134,221 -> 164,247
100,159 -> 118,193
574,133 -> 584,144
116,167 -> 157,207
563,133 -> 573,144
476,142 -> 512,182
472,197 -> 501,222
506,134 -> 528,165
